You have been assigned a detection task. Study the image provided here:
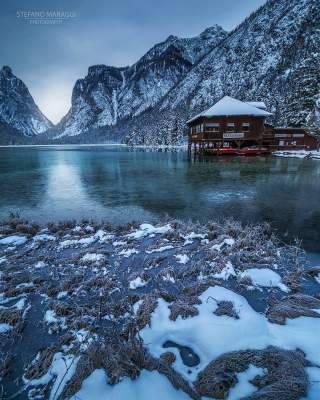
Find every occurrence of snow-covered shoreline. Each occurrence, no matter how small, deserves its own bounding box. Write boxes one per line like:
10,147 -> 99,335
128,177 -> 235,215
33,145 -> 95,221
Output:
1,216 -> 320,399
0,143 -> 127,148
0,143 -> 188,149
273,150 -> 320,160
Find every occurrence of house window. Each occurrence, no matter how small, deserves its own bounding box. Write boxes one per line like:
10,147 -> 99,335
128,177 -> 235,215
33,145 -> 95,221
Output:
227,122 -> 236,132
195,124 -> 204,133
206,122 -> 220,132
242,122 -> 250,132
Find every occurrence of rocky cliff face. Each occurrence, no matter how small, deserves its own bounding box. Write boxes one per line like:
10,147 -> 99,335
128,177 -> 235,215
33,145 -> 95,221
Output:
55,25 -> 227,138
56,65 -> 127,137
0,66 -> 52,137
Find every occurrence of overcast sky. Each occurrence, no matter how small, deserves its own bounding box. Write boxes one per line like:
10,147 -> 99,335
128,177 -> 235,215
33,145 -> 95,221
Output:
1,0 -> 266,123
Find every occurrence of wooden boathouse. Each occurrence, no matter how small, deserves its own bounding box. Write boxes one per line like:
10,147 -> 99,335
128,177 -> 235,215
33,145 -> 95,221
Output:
187,96 -> 318,155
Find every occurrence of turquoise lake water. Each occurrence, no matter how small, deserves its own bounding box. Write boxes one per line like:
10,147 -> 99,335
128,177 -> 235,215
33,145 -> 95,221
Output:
0,145 -> 319,253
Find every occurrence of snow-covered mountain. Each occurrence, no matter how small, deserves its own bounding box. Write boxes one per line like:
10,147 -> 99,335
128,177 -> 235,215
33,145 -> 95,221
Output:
56,65 -> 128,137
127,0 -> 320,144
55,25 -> 227,137
2,0 -> 319,145
0,66 -> 52,137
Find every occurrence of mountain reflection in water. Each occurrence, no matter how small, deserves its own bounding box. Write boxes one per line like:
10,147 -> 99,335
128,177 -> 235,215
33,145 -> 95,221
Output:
0,145 -> 319,252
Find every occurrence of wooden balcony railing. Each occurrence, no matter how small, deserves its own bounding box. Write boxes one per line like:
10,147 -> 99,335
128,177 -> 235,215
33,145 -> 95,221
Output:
189,130 -> 270,142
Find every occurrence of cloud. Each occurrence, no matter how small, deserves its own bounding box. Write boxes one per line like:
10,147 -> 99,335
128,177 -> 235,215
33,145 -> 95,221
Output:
32,80 -> 73,124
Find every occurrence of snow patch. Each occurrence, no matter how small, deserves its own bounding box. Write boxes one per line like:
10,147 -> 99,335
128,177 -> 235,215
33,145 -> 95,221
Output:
74,369 -> 190,400
80,253 -> 105,264
33,234 -> 56,242
227,364 -> 266,400
129,277 -> 148,289
302,367 -> 320,400
35,261 -> 47,269
0,235 -> 27,246
119,248 -> 139,257
183,232 -> 207,246
141,285 -> 320,380
211,237 -> 235,252
175,254 -> 189,264
274,150 -> 320,160
0,323 -> 12,333
127,223 -> 172,239
57,291 -> 68,299
25,352 -> 78,400
240,268 -> 289,292
44,310 -> 59,324
213,261 -> 236,280
146,245 -> 174,254
113,241 -> 127,247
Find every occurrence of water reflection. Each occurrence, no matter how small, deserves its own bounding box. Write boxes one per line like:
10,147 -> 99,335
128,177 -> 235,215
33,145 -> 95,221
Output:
40,150 -> 155,223
0,146 -> 319,252
0,148 -> 48,209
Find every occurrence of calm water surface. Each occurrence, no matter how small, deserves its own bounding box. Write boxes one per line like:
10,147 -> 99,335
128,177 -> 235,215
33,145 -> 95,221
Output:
0,145 -> 319,253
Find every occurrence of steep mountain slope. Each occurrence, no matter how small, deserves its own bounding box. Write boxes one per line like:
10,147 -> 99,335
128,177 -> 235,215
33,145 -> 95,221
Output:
116,26 -> 227,119
0,66 -> 52,137
56,65 -> 128,137
126,0 -> 320,144
55,26 -> 227,137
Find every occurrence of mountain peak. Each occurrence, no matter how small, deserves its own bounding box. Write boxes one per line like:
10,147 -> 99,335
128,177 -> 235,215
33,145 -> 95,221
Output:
1,65 -> 13,78
200,25 -> 226,38
88,64 -> 110,76
165,34 -> 179,42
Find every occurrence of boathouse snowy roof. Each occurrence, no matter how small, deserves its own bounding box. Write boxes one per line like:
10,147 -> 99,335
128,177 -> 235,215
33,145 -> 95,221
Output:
187,96 -> 272,123
245,101 -> 267,110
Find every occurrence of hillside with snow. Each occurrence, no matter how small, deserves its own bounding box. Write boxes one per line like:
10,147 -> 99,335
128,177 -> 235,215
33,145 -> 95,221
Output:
0,66 -> 52,140
52,25 -> 227,138
125,0 -> 320,145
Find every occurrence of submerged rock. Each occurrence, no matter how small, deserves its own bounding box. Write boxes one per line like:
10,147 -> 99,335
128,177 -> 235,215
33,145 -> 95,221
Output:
163,340 -> 200,367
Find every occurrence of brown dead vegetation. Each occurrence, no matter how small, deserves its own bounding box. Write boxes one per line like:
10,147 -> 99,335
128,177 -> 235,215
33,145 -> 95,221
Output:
0,309 -> 22,325
181,279 -> 220,297
0,352 -> 13,379
51,301 -> 74,317
214,300 -> 239,319
267,293 -> 320,325
0,217 -> 317,399
4,284 -> 35,298
168,295 -> 201,321
195,346 -> 309,400
24,346 -> 58,380
135,293 -> 158,329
